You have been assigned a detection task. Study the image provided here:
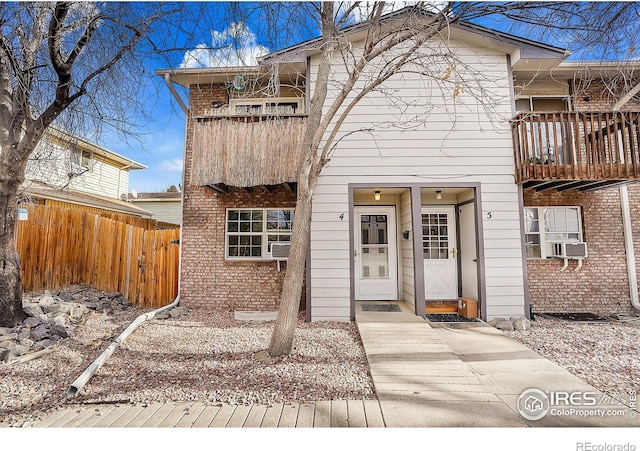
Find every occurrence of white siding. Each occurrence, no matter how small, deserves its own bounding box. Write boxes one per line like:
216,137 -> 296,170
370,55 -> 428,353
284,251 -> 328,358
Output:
399,189 -> 415,311
25,137 -> 131,200
308,34 -> 526,321
131,200 -> 182,225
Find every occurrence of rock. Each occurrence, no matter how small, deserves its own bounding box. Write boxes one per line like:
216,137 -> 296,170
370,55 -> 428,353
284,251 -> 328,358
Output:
0,333 -> 17,342
108,292 -> 122,299
0,341 -> 16,351
19,338 -> 34,348
18,329 -> 31,340
71,293 -> 85,300
22,317 -> 40,328
169,307 -> 188,318
0,327 -> 14,335
12,344 -> 30,356
50,324 -> 68,339
84,301 -> 99,310
23,303 -> 44,317
0,349 -> 10,362
59,292 -> 73,302
51,313 -> 68,327
31,325 -> 50,341
37,313 -> 49,324
514,317 -> 532,332
495,320 -> 515,331
38,293 -> 56,308
37,339 -> 53,349
155,312 -> 170,320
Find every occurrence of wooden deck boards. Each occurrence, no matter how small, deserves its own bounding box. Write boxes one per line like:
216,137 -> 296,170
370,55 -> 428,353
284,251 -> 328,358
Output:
28,400 -> 385,428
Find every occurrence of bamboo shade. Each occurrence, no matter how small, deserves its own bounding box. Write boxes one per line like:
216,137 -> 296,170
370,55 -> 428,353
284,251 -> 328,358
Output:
191,116 -> 307,187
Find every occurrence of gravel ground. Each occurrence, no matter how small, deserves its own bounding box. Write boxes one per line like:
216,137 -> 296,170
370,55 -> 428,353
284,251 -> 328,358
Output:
502,315 -> 640,397
3,286 -> 640,428
0,287 -> 375,427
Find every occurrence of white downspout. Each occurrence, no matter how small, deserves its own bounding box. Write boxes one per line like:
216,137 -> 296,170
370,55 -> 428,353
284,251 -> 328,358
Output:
68,295 -> 180,396
613,87 -> 640,311
619,185 -> 640,310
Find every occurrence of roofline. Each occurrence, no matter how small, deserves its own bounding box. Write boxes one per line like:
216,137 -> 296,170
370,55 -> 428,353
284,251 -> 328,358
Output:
47,126 -> 147,170
259,6 -> 569,62
156,6 -> 570,80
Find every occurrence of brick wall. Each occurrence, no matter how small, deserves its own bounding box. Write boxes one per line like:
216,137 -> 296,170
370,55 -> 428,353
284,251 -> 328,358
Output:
180,84 -> 303,311
525,80 -> 640,315
524,188 -> 636,315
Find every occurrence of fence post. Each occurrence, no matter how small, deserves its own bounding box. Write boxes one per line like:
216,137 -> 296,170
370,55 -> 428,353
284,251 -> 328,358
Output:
124,225 -> 133,300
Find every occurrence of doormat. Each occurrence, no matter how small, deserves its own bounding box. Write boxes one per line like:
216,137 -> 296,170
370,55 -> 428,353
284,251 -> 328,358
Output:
361,304 -> 401,312
426,313 -> 479,323
539,312 -> 610,322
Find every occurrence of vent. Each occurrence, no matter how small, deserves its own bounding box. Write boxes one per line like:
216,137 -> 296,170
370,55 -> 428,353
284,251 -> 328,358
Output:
361,304 -> 401,312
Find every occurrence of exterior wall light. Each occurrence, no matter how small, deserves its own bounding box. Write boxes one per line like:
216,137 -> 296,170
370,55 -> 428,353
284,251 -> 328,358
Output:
374,190 -> 381,201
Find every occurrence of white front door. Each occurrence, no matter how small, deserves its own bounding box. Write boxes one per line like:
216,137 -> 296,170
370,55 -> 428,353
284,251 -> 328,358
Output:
354,206 -> 398,300
422,206 -> 458,300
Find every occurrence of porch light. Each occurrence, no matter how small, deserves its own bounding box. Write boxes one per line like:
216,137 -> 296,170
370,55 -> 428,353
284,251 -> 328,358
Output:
436,190 -> 442,200
374,191 -> 381,201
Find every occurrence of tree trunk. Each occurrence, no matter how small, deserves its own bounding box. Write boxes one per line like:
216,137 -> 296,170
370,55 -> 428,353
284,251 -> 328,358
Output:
0,181 -> 25,327
268,183 -> 313,357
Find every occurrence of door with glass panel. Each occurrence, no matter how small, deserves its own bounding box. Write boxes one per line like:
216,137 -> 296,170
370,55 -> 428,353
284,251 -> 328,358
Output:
354,206 -> 398,300
422,207 -> 458,300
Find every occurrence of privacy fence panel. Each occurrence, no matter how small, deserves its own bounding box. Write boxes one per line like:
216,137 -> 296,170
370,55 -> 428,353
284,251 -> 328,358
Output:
16,204 -> 180,309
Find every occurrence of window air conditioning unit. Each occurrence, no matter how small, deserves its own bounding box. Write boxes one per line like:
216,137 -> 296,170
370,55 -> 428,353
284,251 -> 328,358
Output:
551,242 -> 588,259
271,243 -> 291,271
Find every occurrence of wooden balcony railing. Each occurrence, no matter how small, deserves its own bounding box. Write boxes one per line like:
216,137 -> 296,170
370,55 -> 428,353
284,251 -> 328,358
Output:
511,111 -> 640,191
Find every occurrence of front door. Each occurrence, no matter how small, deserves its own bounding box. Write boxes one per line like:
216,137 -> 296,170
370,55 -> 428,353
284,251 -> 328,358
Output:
422,206 -> 458,300
354,206 -> 398,300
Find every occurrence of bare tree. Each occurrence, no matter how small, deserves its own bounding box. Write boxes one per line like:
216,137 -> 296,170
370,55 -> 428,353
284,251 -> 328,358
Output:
0,1 -> 204,327
259,1 -> 640,356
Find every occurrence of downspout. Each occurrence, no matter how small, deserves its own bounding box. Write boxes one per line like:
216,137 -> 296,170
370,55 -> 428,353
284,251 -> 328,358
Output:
68,295 -> 180,396
163,73 -> 189,115
613,87 -> 640,311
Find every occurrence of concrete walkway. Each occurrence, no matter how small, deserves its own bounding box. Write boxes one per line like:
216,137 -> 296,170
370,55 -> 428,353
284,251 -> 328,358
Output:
356,301 -> 638,427
23,302 -> 639,427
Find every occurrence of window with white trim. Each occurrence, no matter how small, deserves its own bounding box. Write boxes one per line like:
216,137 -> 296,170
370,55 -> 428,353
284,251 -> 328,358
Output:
525,206 -> 583,259
226,208 -> 295,259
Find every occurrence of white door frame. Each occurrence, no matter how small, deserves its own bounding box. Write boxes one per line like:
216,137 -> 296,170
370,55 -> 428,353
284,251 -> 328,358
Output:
354,206 -> 398,300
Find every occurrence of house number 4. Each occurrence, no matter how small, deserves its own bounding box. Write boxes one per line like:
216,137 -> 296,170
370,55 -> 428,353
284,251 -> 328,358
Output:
486,212 -> 492,219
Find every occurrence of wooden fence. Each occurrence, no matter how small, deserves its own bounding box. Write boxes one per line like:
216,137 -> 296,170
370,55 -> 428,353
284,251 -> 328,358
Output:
16,204 -> 180,309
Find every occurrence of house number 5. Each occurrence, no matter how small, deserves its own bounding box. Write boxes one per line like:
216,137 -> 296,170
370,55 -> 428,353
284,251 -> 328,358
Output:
486,212 -> 492,219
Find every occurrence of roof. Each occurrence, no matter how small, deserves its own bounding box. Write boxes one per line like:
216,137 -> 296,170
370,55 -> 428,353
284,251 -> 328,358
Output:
22,182 -> 154,218
130,192 -> 182,201
46,126 -> 147,170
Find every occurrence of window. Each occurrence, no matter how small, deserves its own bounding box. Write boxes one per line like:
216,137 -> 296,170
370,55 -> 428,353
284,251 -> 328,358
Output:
230,97 -> 302,115
226,208 -> 295,259
524,206 -> 583,259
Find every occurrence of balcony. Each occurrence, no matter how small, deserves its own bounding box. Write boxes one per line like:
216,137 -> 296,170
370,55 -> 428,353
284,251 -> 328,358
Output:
511,111 -> 640,191
191,113 -> 307,190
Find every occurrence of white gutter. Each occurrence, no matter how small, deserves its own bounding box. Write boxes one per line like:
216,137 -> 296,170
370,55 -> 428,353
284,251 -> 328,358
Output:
67,295 -> 180,396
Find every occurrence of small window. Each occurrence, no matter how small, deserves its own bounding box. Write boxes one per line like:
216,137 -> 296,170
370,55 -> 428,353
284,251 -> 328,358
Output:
226,208 -> 295,260
524,206 -> 583,259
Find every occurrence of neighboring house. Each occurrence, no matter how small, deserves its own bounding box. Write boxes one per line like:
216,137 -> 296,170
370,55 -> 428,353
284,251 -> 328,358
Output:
129,192 -> 183,225
21,127 -> 152,218
158,10 -> 640,321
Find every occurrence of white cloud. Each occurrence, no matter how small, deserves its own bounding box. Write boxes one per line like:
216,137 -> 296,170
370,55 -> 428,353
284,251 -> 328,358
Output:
181,22 -> 269,68
158,157 -> 184,173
